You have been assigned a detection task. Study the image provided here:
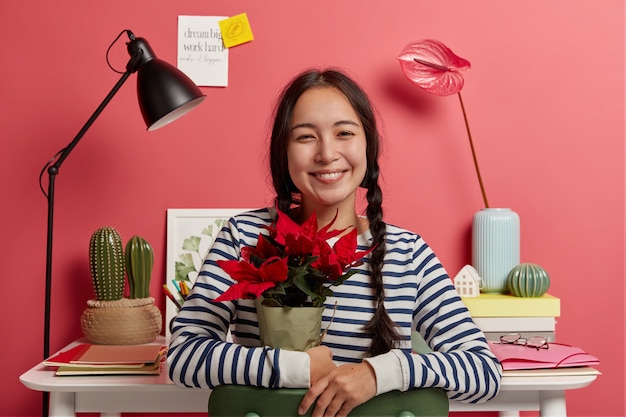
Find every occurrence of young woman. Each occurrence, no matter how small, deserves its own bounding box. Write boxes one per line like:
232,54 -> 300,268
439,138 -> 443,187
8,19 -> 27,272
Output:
167,68 -> 502,417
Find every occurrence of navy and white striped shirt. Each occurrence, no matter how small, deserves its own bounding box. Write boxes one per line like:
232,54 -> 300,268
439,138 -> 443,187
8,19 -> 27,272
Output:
167,208 -> 502,403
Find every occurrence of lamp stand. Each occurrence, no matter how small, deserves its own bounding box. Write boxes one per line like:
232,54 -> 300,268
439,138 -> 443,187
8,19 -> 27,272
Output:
42,69 -> 133,417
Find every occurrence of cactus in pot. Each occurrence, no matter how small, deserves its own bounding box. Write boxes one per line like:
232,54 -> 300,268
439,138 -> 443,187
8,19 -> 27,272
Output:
89,226 -> 125,301
125,235 -> 154,299
83,227 -> 161,345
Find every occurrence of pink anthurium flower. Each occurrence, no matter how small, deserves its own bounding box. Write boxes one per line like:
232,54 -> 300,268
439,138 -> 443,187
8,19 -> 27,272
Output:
397,39 -> 489,208
397,39 -> 471,96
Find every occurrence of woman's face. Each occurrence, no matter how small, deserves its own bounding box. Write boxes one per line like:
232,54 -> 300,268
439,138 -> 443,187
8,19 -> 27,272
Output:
287,86 -> 367,213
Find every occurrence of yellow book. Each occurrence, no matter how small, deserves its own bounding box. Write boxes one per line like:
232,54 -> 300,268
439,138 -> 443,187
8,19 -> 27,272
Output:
461,293 -> 560,317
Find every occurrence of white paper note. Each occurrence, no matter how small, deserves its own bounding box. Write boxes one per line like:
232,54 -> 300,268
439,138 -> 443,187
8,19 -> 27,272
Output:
177,15 -> 229,87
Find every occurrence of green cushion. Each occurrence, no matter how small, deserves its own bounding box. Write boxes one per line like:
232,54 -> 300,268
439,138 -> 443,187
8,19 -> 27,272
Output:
208,385 -> 448,417
209,334 -> 448,417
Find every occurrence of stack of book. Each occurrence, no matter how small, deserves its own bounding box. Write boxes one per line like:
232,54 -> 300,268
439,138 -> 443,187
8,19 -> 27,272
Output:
44,343 -> 165,376
461,293 -> 560,342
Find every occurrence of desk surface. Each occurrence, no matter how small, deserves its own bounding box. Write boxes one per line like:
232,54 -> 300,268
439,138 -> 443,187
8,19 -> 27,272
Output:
20,362 -> 599,392
20,337 -> 599,416
21,336 -> 599,392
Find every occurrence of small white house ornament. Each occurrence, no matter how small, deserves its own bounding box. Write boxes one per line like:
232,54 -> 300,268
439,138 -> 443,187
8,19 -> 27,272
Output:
454,265 -> 483,298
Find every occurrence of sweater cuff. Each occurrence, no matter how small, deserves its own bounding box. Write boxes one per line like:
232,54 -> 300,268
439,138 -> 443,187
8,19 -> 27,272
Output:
363,351 -> 404,394
278,349 -> 311,388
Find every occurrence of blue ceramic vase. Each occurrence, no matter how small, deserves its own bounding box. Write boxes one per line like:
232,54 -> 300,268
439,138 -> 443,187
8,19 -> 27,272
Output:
472,208 -> 520,293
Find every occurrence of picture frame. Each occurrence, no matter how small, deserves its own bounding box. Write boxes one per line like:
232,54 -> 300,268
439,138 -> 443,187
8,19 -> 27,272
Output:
165,208 -> 250,336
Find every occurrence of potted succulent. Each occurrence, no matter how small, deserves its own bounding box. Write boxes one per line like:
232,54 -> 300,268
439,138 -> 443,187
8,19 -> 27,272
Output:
80,227 -> 161,345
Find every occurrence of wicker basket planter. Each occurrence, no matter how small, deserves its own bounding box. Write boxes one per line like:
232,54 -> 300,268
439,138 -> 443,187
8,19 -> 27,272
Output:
80,297 -> 162,345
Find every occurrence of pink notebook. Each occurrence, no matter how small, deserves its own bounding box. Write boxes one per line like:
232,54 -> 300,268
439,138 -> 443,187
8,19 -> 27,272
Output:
488,341 -> 600,371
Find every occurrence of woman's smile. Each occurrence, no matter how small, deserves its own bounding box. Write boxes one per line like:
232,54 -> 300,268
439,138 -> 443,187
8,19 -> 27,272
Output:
312,170 -> 347,182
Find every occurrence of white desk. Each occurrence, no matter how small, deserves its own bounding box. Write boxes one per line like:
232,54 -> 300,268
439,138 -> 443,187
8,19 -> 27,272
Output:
21,337 -> 598,417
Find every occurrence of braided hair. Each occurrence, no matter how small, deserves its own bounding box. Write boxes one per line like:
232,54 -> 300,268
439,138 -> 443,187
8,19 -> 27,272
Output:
268,68 -> 402,356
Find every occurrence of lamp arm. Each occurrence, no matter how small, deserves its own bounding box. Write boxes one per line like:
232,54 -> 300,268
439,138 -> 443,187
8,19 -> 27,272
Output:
50,74 -> 133,172
49,38 -> 144,172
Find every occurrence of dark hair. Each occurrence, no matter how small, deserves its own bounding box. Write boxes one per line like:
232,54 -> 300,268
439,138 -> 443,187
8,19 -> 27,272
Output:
269,68 -> 402,356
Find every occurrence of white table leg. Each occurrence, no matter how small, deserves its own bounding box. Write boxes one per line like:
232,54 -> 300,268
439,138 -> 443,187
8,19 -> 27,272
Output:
49,391 -> 75,417
539,390 -> 567,417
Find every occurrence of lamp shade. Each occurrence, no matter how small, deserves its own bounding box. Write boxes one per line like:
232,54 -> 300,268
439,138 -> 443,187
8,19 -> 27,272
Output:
128,36 -> 205,131
137,59 -> 206,130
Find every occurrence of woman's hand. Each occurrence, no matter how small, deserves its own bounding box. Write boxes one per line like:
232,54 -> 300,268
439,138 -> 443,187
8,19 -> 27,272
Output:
298,362 -> 377,417
306,345 -> 336,384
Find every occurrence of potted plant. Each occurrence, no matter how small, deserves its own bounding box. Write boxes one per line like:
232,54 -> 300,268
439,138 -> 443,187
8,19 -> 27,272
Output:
80,227 -> 161,345
213,208 -> 372,351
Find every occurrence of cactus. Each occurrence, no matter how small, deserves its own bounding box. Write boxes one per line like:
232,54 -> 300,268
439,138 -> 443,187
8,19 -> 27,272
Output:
89,227 -> 125,301
125,235 -> 154,299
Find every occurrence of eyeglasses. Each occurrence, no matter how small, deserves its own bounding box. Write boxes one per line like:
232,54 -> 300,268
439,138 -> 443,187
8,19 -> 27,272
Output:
499,333 -> 549,350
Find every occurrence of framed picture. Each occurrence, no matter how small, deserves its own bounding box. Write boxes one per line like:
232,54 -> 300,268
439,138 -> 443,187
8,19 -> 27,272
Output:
165,208 -> 249,336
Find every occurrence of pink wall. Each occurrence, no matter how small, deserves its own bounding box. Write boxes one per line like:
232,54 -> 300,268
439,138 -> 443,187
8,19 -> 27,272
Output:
1,1 -> 623,416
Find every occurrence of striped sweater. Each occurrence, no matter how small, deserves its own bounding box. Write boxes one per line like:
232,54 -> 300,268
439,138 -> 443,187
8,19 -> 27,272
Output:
167,208 -> 502,403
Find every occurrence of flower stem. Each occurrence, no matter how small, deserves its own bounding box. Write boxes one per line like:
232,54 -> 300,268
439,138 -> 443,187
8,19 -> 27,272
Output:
457,92 -> 489,208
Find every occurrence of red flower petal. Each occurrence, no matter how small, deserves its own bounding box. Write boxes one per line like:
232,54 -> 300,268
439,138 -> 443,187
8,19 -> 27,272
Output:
240,246 -> 253,263
256,234 -> 281,258
316,210 -> 347,241
274,209 -> 301,246
333,229 -> 358,260
214,281 -> 276,302
259,257 -> 289,283
397,39 -> 470,96
312,253 -> 344,280
216,259 -> 260,282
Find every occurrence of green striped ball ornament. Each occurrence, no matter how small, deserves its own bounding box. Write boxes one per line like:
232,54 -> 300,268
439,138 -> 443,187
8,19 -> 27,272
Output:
506,263 -> 550,297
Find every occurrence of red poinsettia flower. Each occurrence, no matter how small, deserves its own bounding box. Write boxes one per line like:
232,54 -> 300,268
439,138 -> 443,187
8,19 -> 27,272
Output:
214,256 -> 288,302
272,209 -> 347,257
397,39 -> 489,208
312,228 -> 373,280
242,234 -> 282,262
213,208 -> 371,307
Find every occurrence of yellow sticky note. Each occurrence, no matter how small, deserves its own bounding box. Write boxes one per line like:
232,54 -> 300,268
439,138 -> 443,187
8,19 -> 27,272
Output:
219,13 -> 254,48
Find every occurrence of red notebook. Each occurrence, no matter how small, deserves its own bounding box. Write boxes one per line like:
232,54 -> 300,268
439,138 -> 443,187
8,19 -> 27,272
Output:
488,341 -> 599,371
44,343 -> 164,368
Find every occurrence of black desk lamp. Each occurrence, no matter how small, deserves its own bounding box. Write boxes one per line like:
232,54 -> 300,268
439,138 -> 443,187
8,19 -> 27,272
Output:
39,29 -> 205,416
